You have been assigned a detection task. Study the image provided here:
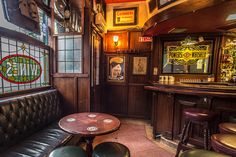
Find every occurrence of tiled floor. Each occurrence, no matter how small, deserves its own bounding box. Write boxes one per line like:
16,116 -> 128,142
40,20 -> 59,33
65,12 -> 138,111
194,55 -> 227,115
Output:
93,118 -> 176,157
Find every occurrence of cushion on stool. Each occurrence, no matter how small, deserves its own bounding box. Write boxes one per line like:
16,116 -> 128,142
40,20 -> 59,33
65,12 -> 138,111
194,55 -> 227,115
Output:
229,115 -> 236,123
183,108 -> 216,121
180,149 -> 230,157
219,123 -> 236,134
49,146 -> 87,157
211,134 -> 236,157
93,142 -> 130,157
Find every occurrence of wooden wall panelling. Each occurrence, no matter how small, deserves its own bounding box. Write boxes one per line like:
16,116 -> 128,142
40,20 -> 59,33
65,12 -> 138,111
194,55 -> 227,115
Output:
104,84 -> 128,115
129,31 -> 152,51
78,78 -> 90,112
128,85 -> 149,118
53,77 -> 77,115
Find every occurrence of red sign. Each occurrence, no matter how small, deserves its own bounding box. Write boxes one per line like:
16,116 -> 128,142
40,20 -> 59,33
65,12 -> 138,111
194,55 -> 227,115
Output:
139,37 -> 153,42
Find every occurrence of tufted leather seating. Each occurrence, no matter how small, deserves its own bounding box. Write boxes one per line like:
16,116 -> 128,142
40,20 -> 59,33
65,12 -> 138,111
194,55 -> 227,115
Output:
0,89 -> 77,157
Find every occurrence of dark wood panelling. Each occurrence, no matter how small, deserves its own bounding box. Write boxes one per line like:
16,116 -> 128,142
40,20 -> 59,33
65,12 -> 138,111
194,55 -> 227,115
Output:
54,77 -> 76,115
78,78 -> 90,112
104,85 -> 128,115
129,31 -> 152,51
128,85 -> 149,118
155,92 -> 174,139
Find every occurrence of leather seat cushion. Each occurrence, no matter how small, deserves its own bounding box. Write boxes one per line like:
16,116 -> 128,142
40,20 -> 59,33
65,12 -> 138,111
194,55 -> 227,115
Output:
180,149 -> 230,157
211,134 -> 236,157
219,123 -> 236,134
183,108 -> 216,121
2,123 -> 72,157
49,146 -> 87,157
93,142 -> 130,157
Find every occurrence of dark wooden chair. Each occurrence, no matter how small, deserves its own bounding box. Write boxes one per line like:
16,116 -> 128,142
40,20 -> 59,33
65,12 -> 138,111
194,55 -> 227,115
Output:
175,108 -> 217,157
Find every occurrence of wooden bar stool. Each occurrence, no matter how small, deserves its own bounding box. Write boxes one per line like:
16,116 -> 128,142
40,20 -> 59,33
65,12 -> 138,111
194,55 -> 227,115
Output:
180,149 -> 230,157
92,142 -> 130,157
211,134 -> 236,157
49,146 -> 87,157
175,108 -> 217,157
219,123 -> 236,134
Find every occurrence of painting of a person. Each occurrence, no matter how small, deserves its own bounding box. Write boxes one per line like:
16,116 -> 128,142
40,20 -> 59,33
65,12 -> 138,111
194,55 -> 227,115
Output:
108,56 -> 125,81
133,57 -> 147,75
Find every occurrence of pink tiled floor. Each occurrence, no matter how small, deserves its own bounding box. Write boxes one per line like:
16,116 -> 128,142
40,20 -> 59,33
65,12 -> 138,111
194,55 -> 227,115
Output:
93,121 -> 175,157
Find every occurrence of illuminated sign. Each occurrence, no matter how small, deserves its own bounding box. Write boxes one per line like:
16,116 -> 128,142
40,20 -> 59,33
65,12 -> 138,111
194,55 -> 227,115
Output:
0,54 -> 42,84
167,45 -> 210,65
139,37 -> 153,42
113,7 -> 137,26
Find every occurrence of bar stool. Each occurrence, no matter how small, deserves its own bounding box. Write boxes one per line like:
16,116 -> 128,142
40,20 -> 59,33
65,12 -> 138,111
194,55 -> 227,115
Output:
211,134 -> 236,157
49,146 -> 87,157
92,142 -> 130,157
175,108 -> 217,157
219,123 -> 236,134
180,149 -> 230,157
229,115 -> 236,123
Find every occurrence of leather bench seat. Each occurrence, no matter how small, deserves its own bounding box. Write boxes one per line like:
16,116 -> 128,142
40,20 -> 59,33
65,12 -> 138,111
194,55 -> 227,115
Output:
0,89 -> 78,157
2,123 -> 72,157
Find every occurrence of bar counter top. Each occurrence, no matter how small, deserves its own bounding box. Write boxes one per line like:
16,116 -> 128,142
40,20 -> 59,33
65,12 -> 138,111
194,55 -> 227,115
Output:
144,82 -> 236,98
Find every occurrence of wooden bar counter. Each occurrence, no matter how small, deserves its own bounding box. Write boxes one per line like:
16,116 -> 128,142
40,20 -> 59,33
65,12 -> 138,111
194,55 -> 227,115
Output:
145,82 -> 236,146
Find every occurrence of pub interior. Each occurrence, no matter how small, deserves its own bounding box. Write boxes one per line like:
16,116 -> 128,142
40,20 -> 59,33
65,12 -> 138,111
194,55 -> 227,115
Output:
0,0 -> 236,157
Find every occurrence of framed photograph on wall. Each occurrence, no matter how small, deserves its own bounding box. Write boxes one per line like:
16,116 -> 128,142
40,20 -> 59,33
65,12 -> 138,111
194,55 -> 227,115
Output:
157,0 -> 175,9
107,56 -> 125,82
132,57 -> 147,75
113,7 -> 137,26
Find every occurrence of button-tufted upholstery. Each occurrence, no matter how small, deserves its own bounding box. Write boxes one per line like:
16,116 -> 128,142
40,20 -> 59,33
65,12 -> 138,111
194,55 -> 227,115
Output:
0,89 -> 75,157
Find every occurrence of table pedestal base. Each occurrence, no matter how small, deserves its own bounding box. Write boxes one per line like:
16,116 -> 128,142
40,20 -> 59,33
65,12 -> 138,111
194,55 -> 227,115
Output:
85,136 -> 95,157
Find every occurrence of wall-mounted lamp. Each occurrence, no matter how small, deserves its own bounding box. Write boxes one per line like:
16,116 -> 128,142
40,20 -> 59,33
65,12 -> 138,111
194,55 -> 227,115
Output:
113,35 -> 119,48
64,0 -> 71,30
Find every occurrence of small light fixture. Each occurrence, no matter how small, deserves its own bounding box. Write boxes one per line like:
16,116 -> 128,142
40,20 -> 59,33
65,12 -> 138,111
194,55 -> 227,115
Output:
113,35 -> 119,48
64,0 -> 71,30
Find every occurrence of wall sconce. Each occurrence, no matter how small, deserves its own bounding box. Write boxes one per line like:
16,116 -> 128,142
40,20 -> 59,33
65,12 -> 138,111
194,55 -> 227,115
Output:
64,0 -> 71,30
113,35 -> 119,48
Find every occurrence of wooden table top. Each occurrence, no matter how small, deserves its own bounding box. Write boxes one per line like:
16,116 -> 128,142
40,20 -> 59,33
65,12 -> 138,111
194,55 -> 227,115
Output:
59,112 -> 121,137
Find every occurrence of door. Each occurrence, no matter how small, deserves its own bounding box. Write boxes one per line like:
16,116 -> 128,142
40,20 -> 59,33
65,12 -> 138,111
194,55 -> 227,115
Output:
91,31 -> 102,112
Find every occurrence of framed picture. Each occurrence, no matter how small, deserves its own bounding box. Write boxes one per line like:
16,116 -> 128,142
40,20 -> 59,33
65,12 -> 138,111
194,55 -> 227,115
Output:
157,0 -> 176,9
107,56 -> 125,82
133,57 -> 147,75
113,7 -> 137,26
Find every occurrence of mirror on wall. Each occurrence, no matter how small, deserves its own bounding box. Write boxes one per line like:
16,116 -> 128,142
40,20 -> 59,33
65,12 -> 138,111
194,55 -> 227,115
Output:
162,38 -> 214,74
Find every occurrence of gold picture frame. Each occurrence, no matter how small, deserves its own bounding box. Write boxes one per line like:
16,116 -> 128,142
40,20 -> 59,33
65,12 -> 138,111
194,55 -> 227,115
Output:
107,56 -> 125,82
113,7 -> 137,26
132,57 -> 147,75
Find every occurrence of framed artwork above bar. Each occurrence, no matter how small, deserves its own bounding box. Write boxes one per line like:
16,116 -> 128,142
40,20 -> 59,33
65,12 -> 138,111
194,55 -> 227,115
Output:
113,7 -> 137,26
157,0 -> 176,9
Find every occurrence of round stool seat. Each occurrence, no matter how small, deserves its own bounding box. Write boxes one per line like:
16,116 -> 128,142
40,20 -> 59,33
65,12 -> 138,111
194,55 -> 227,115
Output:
229,115 -> 236,123
183,108 -> 216,121
92,142 -> 130,157
49,146 -> 87,157
211,134 -> 236,157
180,149 -> 230,157
219,123 -> 236,134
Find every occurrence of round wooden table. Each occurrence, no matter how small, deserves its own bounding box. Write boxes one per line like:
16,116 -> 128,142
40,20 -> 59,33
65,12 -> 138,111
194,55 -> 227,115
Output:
59,112 -> 120,157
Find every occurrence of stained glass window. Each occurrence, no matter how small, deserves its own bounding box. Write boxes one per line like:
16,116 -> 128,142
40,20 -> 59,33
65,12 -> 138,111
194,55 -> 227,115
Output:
0,37 -> 49,94
57,35 -> 82,73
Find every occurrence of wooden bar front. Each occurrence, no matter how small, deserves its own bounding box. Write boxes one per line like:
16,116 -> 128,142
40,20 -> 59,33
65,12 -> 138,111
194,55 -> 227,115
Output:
145,82 -> 236,146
